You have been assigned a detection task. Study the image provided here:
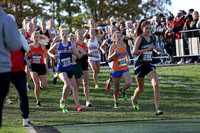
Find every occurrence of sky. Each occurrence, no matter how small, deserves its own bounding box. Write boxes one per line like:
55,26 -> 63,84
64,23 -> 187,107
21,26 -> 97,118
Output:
169,0 -> 200,15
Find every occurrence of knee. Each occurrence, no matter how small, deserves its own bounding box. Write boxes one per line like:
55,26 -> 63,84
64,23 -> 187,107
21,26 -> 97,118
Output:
153,81 -> 159,89
41,84 -> 47,89
82,80 -> 88,86
35,83 -> 40,88
92,67 -> 97,73
138,87 -> 144,93
113,87 -> 119,94
126,81 -> 132,88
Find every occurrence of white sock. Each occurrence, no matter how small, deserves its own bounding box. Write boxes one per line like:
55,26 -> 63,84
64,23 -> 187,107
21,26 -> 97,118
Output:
23,118 -> 28,121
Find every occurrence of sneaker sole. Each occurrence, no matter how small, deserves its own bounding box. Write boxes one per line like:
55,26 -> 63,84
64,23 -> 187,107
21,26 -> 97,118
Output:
78,108 -> 82,111
156,112 -> 164,116
86,105 -> 92,107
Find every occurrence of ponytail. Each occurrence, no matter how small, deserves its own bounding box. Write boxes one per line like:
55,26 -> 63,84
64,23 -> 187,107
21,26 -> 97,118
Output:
134,19 -> 150,38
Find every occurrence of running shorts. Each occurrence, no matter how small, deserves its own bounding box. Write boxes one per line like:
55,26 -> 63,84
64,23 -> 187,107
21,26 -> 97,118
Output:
30,63 -> 46,75
73,61 -> 83,79
134,62 -> 156,77
110,69 -> 129,78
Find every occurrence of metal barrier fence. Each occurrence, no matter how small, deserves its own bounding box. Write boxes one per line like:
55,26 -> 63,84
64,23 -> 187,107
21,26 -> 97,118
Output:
177,29 -> 200,56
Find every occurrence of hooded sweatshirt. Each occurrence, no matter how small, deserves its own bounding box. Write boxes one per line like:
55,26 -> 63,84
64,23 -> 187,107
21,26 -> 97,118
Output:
0,7 -> 22,73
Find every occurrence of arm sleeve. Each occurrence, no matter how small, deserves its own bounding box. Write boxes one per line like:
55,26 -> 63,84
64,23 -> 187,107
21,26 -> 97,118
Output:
3,16 -> 22,51
20,33 -> 30,52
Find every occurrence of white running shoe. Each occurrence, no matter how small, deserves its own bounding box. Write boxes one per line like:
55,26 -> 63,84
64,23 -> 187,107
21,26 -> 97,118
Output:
23,119 -> 33,127
86,101 -> 92,107
177,60 -> 185,65
6,98 -> 13,104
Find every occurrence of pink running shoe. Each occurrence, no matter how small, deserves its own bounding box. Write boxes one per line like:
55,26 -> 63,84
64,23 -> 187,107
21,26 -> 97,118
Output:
106,80 -> 110,92
119,88 -> 122,95
77,104 -> 82,111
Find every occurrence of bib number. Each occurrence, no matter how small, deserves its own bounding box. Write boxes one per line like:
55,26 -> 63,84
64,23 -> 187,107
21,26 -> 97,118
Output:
143,51 -> 152,61
90,50 -> 98,56
32,56 -> 41,63
118,58 -> 127,67
61,58 -> 71,67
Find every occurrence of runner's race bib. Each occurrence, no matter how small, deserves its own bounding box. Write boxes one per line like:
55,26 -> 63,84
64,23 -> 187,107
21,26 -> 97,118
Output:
90,50 -> 99,56
118,58 -> 127,67
143,51 -> 152,61
61,57 -> 71,67
32,56 -> 41,63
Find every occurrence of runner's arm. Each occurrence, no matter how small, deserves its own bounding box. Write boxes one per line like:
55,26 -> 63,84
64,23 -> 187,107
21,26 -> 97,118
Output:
108,44 -> 117,62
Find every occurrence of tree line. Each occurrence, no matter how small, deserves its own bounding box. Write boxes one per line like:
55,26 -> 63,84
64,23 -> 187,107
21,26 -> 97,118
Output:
2,0 -> 171,32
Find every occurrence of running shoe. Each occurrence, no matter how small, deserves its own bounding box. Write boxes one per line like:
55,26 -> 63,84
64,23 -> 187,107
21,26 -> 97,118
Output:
106,80 -> 110,92
155,108 -> 164,115
131,96 -> 139,110
118,88 -> 122,95
77,104 -> 82,111
36,101 -> 41,107
114,102 -> 119,108
27,85 -> 32,91
53,77 -> 57,85
120,88 -> 127,101
6,98 -> 13,104
95,84 -> 99,89
60,99 -> 65,109
86,101 -> 92,107
23,119 -> 33,127
63,108 -> 68,113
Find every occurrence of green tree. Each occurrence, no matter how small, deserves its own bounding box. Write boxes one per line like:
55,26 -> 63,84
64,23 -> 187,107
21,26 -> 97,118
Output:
142,0 -> 172,18
2,0 -> 47,28
40,0 -> 64,26
82,0 -> 171,25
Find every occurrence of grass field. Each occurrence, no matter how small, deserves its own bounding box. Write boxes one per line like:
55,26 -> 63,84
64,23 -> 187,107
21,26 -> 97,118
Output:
1,65 -> 200,133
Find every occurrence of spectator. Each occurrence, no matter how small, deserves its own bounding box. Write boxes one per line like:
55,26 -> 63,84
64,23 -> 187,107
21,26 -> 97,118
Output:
190,11 -> 200,63
125,21 -> 134,64
153,16 -> 166,63
181,14 -> 193,64
190,11 -> 199,37
0,0 -> 23,127
172,11 -> 186,64
189,9 -> 194,15
110,16 -> 117,27
172,11 -> 185,39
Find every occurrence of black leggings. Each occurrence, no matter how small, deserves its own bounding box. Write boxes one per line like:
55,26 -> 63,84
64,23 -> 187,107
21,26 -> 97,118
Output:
10,70 -> 29,119
0,72 -> 10,128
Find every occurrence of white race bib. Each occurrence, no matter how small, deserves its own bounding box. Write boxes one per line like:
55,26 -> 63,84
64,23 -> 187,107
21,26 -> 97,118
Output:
61,57 -> 71,67
32,56 -> 41,63
143,51 -> 152,61
90,50 -> 99,56
118,58 -> 127,67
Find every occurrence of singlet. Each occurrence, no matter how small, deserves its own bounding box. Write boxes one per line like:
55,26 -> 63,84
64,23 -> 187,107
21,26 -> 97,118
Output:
30,44 -> 44,64
112,43 -> 128,71
26,32 -> 32,44
57,41 -> 73,71
88,37 -> 101,61
135,35 -> 154,63
76,41 -> 87,51
39,29 -> 50,49
50,29 -> 56,40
